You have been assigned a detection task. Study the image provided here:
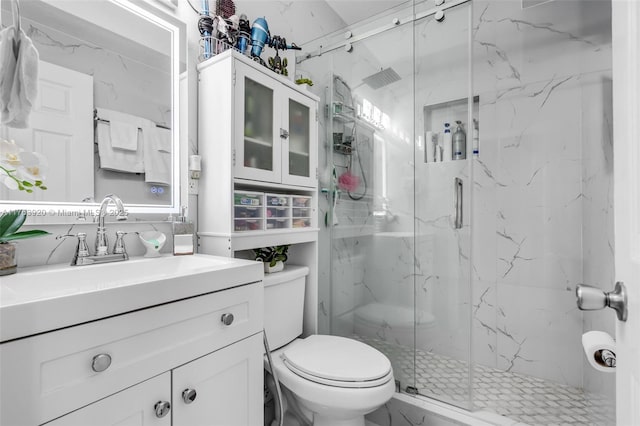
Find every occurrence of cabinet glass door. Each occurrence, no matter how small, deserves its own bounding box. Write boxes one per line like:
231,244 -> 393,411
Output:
288,99 -> 310,177
282,91 -> 317,187
244,77 -> 274,171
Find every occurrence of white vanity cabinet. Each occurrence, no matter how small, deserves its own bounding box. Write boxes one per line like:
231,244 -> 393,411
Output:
0,281 -> 264,426
45,373 -> 172,426
198,50 -> 319,188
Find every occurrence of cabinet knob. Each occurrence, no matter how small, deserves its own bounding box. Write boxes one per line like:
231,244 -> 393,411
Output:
91,353 -> 112,373
182,388 -> 197,404
154,401 -> 171,418
221,312 -> 235,326
280,128 -> 289,139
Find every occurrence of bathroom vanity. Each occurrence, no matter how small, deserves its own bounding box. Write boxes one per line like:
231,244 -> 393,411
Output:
0,255 -> 264,426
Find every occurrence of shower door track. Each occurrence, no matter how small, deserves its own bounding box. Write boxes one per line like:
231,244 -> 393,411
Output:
296,0 -> 471,64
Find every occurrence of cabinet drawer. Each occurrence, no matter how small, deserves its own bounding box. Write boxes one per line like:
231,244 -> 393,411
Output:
291,196 -> 312,208
234,205 -> 263,219
267,218 -> 291,229
265,193 -> 289,207
266,206 -> 290,218
234,190 -> 263,206
0,282 -> 263,426
234,218 -> 264,231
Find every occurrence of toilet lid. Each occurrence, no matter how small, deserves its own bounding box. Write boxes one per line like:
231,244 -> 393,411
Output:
282,335 -> 392,388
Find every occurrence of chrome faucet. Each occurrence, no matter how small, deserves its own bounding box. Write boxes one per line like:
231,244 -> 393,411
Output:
95,194 -> 127,255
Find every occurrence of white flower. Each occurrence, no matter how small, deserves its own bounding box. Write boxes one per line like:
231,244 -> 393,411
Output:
0,139 -> 48,192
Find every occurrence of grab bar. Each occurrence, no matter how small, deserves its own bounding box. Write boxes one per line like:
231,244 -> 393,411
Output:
454,177 -> 463,229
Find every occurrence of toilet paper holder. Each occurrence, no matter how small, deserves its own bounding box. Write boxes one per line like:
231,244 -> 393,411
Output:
597,349 -> 616,368
576,281 -> 628,322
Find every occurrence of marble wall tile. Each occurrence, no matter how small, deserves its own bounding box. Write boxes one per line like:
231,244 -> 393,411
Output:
495,283 -> 583,386
472,280 -> 498,369
473,0 -> 611,92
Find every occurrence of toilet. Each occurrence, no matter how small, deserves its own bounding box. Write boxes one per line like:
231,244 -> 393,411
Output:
264,265 -> 395,426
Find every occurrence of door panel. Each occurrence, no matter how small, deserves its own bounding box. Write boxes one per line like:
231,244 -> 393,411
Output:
612,1 -> 640,424
45,373 -> 170,426
172,333 -> 263,426
1,60 -> 93,204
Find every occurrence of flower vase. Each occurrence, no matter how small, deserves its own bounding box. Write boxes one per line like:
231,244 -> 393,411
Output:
0,242 -> 17,276
264,260 -> 284,274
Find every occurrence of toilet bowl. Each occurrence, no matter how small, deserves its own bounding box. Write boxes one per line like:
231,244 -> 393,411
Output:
264,266 -> 395,426
268,336 -> 395,426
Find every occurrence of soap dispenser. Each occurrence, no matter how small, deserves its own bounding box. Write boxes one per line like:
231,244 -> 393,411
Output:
453,120 -> 466,160
172,207 -> 194,255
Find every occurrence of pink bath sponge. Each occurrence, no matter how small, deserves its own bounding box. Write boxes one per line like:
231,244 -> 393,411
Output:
337,171 -> 360,192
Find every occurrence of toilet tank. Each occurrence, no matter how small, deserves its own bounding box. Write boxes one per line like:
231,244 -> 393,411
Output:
263,265 -> 309,350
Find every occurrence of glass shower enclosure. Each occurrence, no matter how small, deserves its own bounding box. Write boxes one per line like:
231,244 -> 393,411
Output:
298,0 -> 615,424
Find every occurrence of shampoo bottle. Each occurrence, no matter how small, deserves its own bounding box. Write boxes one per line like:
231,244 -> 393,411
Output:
453,120 -> 466,160
443,123 -> 452,162
472,118 -> 479,156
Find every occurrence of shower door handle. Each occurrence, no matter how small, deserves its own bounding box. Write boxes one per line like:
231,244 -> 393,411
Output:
454,178 -> 463,229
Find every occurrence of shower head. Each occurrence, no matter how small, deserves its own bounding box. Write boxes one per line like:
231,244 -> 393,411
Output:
361,67 -> 401,90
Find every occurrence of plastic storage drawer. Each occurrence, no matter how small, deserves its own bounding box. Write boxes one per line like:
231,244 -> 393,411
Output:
234,191 -> 263,207
291,196 -> 312,208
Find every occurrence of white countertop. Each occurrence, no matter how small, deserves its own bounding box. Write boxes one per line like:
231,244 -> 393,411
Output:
0,254 -> 263,343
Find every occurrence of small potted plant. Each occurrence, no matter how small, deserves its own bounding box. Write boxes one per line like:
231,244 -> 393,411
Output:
0,210 -> 50,275
253,245 -> 289,273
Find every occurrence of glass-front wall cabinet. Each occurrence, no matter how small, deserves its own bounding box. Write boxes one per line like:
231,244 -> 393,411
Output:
236,60 -> 317,188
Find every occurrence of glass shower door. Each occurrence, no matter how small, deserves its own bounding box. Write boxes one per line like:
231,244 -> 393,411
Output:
413,0 -> 474,409
322,18 -> 419,395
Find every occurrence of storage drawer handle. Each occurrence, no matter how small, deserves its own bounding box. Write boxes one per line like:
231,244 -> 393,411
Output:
221,312 -> 234,326
91,353 -> 112,373
154,401 -> 171,418
182,388 -> 197,404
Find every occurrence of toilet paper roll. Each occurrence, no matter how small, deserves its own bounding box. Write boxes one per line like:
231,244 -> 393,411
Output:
582,330 -> 616,373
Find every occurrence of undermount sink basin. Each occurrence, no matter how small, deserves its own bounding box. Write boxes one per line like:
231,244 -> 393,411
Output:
0,254 -> 262,343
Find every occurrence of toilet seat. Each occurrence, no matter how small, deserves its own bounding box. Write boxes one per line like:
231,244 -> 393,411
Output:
281,335 -> 392,388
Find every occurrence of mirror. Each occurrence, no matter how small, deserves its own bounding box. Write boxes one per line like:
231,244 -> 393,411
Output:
0,0 -> 185,219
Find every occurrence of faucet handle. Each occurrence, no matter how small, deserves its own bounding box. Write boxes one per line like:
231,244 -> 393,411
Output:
76,233 -> 90,258
57,232 -> 92,264
113,231 -> 127,255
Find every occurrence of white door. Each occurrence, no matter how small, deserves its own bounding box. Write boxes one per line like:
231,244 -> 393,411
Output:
172,333 -> 263,426
612,1 -> 640,424
1,60 -> 93,203
46,373 -> 171,426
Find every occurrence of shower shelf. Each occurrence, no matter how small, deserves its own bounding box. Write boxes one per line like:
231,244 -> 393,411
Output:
332,112 -> 356,123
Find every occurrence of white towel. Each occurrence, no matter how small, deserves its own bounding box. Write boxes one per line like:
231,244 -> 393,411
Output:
109,119 -> 138,151
156,126 -> 171,153
96,121 -> 144,173
142,122 -> 171,185
0,27 -> 17,120
0,27 -> 39,128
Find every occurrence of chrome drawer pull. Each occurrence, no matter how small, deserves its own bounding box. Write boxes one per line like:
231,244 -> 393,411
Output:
154,401 -> 171,418
91,353 -> 112,373
221,313 -> 234,326
182,388 -> 197,404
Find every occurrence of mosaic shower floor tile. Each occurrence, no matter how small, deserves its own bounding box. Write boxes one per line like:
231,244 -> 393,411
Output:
353,335 -> 614,426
